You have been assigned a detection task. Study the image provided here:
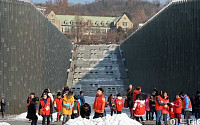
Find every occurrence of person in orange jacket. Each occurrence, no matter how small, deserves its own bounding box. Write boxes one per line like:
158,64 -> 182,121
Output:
54,92 -> 63,122
93,88 -> 106,119
71,95 -> 80,119
162,92 -> 169,125
171,93 -> 182,124
115,93 -> 124,114
39,93 -> 53,125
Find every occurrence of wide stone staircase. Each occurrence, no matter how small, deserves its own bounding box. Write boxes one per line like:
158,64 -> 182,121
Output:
67,44 -> 129,97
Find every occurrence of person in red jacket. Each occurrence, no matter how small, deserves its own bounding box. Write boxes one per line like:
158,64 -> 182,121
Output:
54,92 -> 63,122
27,92 -> 35,109
71,95 -> 80,119
115,93 -> 123,114
169,105 -> 175,119
171,93 -> 182,124
133,86 -> 142,105
133,94 -> 145,122
155,91 -> 166,125
93,88 -> 106,119
39,93 -> 53,125
162,92 -> 169,125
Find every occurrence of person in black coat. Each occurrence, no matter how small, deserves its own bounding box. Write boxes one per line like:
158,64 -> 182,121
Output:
26,97 -> 39,125
0,98 -> 6,118
126,84 -> 134,118
80,103 -> 91,119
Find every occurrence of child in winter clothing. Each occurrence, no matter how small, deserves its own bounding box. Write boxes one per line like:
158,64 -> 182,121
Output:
93,88 -> 106,119
171,93 -> 182,124
115,93 -> 124,114
133,94 -> 145,122
62,91 -> 74,124
108,94 -> 116,116
80,103 -> 91,119
71,95 -> 80,119
39,93 -> 53,125
162,92 -> 169,125
26,97 -> 39,125
54,92 -> 63,122
145,94 -> 151,120
169,105 -> 175,119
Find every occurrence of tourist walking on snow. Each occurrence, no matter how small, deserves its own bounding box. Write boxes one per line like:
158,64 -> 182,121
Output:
126,84 -> 134,118
39,92 -> 53,125
93,88 -> 106,119
62,91 -> 74,125
27,92 -> 35,109
0,98 -> 6,118
115,93 -> 123,114
171,93 -> 182,124
54,92 -> 63,122
150,88 -> 157,120
133,86 -> 142,105
108,94 -> 116,116
26,97 -> 39,125
71,95 -> 80,119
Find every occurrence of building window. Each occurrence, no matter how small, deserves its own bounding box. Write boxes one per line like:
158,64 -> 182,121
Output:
123,28 -> 128,32
49,19 -> 55,23
65,27 -> 69,32
102,29 -> 106,32
123,22 -> 127,26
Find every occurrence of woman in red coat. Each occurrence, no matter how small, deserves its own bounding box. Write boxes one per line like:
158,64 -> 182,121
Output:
115,93 -> 124,114
39,93 -> 53,125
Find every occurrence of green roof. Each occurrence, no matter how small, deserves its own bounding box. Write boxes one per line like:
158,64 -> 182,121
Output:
56,15 -> 120,27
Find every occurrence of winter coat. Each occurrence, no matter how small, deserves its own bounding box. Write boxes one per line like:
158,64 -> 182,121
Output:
127,89 -> 133,108
174,98 -> 182,114
194,95 -> 200,109
169,105 -> 175,118
39,98 -> 53,116
155,95 -> 165,111
149,96 -> 156,109
27,97 -> 32,109
93,94 -> 106,113
72,101 -> 80,115
133,90 -> 141,104
133,100 -> 145,117
145,98 -> 150,111
162,97 -> 169,114
78,94 -> 85,106
26,101 -> 38,120
108,97 -> 116,111
62,95 -> 74,115
0,101 -> 6,112
182,95 -> 192,111
115,97 -> 123,111
80,103 -> 91,118
54,97 -> 63,112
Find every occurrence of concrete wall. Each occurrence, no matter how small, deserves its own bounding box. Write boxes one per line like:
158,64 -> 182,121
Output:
0,0 -> 73,114
120,0 -> 200,99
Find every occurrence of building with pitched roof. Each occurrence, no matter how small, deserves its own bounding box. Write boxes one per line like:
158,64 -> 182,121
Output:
46,11 -> 133,43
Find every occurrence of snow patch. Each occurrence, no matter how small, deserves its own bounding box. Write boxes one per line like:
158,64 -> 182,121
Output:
65,113 -> 141,125
0,122 -> 10,125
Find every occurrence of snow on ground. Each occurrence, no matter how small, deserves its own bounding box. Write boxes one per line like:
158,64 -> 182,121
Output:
65,113 -> 142,125
0,122 -> 10,125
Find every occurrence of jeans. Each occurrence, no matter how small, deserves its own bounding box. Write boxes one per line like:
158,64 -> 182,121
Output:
150,107 -> 156,120
195,108 -> 200,118
156,110 -> 162,124
42,115 -> 50,125
146,111 -> 151,120
63,115 -> 70,124
184,111 -> 191,124
163,114 -> 167,124
1,111 -> 5,118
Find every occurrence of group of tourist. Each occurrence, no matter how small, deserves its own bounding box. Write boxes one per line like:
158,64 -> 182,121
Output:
24,84 -> 200,125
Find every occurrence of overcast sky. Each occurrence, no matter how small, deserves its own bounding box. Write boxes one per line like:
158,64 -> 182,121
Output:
32,0 -> 168,4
